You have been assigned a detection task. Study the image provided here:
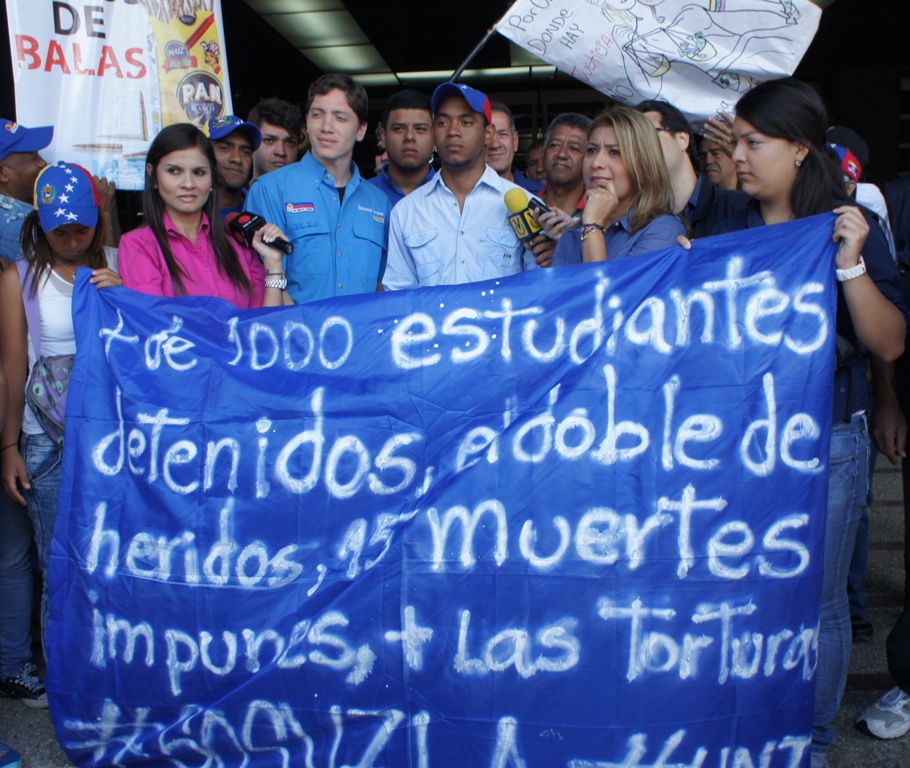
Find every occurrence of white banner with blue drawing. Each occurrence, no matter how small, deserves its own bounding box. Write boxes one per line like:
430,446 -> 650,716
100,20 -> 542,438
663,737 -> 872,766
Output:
496,0 -> 822,125
47,215 -> 837,767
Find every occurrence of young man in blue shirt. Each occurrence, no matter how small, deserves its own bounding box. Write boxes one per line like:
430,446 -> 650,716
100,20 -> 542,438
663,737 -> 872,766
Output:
246,75 -> 390,304
370,90 -> 436,207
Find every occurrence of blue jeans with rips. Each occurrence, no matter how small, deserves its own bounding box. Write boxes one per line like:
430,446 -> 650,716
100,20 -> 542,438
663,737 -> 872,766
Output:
810,413 -> 870,767
0,489 -> 34,678
21,433 -> 62,647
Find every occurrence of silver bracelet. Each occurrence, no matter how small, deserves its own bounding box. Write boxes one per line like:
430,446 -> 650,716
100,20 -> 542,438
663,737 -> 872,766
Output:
264,277 -> 287,290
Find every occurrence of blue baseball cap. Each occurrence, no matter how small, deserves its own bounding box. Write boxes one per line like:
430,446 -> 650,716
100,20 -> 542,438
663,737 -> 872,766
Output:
34,162 -> 101,232
208,115 -> 262,150
0,119 -> 53,163
431,82 -> 492,123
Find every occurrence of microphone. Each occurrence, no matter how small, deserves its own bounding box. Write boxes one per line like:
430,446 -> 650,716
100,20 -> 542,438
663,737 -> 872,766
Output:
504,188 -> 550,243
226,211 -> 294,254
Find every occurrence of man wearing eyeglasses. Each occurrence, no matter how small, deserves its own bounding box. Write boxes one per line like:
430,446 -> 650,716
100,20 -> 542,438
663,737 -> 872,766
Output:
635,100 -> 748,239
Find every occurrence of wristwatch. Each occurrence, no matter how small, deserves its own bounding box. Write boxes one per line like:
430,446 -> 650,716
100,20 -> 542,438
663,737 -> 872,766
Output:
836,256 -> 866,282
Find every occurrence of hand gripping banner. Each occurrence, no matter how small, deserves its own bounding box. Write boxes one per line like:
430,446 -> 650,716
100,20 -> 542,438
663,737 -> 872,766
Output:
48,215 -> 837,767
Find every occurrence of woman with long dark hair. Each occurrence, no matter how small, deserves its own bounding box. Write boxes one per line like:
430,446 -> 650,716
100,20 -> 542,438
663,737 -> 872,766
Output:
119,123 -> 291,308
715,77 -> 906,766
551,105 -> 685,267
0,163 -> 121,681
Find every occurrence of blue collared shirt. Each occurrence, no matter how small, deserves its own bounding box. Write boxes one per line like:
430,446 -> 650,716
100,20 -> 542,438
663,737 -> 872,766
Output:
511,167 -> 544,196
369,165 -> 436,207
0,193 -> 31,262
246,152 -> 390,304
384,165 -> 537,290
552,212 -> 686,267
682,174 -> 750,239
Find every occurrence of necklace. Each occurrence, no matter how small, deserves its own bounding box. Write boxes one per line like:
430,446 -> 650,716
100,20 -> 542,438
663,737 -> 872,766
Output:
54,263 -> 77,282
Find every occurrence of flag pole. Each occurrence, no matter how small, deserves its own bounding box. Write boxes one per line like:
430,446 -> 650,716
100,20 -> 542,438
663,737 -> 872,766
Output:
450,28 -> 496,82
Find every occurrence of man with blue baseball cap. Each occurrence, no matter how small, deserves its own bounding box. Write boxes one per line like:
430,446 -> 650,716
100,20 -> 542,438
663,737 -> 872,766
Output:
383,81 -> 537,290
208,115 -> 262,221
0,119 -> 52,266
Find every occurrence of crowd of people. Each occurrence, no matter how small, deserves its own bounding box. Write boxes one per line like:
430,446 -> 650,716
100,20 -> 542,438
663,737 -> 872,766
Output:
0,70 -> 908,768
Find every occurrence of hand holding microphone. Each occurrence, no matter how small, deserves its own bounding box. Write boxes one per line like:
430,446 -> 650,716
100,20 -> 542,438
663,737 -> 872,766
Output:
253,224 -> 290,257
226,212 -> 294,254
504,188 -> 550,243
504,188 -> 558,267
536,208 -> 574,241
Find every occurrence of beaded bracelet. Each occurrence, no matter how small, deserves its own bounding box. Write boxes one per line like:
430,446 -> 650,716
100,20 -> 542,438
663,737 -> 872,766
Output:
579,223 -> 606,243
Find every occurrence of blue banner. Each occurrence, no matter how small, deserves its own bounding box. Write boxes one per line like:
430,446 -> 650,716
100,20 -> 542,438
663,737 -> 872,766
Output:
48,215 -> 837,767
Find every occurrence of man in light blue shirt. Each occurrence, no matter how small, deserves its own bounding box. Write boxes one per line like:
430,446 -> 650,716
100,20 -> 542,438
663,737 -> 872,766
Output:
246,75 -> 389,304
383,82 -> 537,291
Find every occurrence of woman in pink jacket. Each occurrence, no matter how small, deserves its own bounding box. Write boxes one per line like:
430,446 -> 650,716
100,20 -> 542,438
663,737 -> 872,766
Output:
119,123 -> 291,308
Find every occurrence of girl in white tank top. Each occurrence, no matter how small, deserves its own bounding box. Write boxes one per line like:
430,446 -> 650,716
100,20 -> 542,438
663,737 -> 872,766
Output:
0,162 -> 121,659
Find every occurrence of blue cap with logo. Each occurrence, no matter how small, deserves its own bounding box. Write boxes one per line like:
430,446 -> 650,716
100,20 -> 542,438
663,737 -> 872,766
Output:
431,82 -> 492,123
0,119 -> 53,163
33,162 -> 101,232
208,115 -> 262,150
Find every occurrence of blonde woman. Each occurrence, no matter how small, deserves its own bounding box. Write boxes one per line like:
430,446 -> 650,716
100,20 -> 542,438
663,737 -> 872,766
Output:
552,106 -> 685,266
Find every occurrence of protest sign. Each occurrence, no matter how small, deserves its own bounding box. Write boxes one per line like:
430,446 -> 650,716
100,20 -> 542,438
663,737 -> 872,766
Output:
5,0 -> 232,190
495,0 -> 821,124
48,215 -> 837,767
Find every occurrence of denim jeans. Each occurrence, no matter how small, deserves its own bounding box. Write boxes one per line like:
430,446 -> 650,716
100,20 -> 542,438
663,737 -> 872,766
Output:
811,414 -> 870,767
847,507 -> 869,619
21,432 -> 62,647
846,441 -> 877,619
0,490 -> 34,677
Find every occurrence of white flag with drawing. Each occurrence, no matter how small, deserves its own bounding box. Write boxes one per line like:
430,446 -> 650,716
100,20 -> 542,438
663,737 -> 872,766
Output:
495,0 -> 821,125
